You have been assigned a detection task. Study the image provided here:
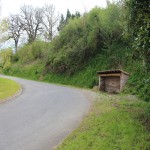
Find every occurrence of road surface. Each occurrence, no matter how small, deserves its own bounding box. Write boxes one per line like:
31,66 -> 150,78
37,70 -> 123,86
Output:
0,75 -> 90,150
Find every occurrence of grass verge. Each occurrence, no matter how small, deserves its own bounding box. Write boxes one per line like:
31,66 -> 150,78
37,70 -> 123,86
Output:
0,77 -> 21,100
56,93 -> 150,150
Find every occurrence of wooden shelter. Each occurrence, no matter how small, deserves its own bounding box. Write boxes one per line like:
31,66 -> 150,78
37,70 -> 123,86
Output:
97,69 -> 129,93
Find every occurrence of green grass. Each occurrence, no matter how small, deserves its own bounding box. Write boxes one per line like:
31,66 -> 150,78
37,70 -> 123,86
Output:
2,43 -> 149,102
56,93 -> 150,150
0,77 -> 21,100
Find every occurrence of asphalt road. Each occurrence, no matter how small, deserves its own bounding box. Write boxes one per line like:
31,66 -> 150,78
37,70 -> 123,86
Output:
0,75 -> 90,150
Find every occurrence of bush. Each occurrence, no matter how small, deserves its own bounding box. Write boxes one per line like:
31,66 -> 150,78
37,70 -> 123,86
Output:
1,3 -> 149,103
0,48 -> 13,69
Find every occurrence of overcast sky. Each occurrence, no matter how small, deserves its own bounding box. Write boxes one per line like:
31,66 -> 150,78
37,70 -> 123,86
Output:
1,0 -> 108,18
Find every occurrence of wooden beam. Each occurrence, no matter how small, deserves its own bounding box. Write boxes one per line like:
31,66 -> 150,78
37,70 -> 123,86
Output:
100,73 -> 121,77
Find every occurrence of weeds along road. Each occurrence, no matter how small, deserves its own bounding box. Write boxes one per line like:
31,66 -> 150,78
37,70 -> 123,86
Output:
0,75 -> 90,150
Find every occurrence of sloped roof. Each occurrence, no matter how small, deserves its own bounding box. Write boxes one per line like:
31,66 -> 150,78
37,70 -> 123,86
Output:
97,69 -> 129,75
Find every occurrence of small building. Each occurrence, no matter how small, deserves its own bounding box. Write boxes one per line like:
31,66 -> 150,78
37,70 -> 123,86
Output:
97,69 -> 129,93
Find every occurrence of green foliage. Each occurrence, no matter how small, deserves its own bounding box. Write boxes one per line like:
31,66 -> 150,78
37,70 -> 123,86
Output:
47,4 -> 123,74
0,19 -> 8,33
3,60 -> 44,80
1,3 -> 150,149
1,2 -> 149,102
99,3 -> 123,47
57,14 -> 65,31
6,3 -> 125,75
58,10 -> 81,31
66,9 -> 72,22
0,48 -> 13,69
16,44 -> 34,63
15,40 -> 49,64
125,0 -> 150,72
126,70 -> 150,102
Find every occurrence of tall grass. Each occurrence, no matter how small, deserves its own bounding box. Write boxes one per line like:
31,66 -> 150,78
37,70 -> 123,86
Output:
56,94 -> 150,150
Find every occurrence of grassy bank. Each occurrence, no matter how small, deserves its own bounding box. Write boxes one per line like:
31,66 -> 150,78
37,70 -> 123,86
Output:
2,48 -> 149,102
0,77 -> 21,100
56,93 -> 150,150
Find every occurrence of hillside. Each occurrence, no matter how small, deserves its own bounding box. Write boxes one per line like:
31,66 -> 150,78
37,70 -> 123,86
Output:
1,2 -> 149,102
1,43 -> 149,101
0,1 -> 150,149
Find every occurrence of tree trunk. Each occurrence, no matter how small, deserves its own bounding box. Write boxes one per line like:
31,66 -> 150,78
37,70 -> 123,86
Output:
15,39 -> 18,53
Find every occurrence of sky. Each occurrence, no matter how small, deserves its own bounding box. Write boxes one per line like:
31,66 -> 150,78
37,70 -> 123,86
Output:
1,0 -> 108,18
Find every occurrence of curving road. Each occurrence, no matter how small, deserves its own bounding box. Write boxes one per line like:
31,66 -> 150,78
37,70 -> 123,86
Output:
0,75 -> 90,150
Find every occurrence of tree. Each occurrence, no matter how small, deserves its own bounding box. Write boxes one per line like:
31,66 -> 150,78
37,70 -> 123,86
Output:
66,9 -> 72,22
101,2 -> 123,49
71,11 -> 81,19
0,48 -> 13,69
125,0 -> 150,72
58,11 -> 81,32
75,11 -> 81,18
42,4 -> 59,41
20,5 -> 43,43
7,14 -> 23,52
57,14 -> 65,31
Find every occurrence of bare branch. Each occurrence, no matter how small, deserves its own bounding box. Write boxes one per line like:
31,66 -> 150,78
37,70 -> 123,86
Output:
20,5 -> 44,43
7,14 -> 23,52
42,4 -> 59,41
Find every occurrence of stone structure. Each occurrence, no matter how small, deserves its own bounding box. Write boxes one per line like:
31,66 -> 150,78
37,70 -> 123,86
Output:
97,69 -> 129,93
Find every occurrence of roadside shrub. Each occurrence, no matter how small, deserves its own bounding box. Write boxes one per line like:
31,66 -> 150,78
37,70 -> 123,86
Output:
17,44 -> 34,63
0,48 -> 13,69
16,41 -> 49,64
